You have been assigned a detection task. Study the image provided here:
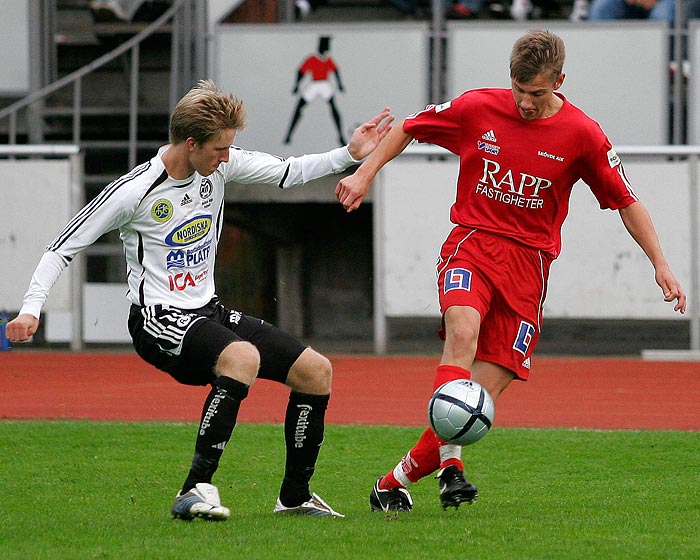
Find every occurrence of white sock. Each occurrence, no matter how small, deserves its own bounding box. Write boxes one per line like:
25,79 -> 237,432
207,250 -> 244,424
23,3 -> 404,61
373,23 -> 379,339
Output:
439,443 -> 462,467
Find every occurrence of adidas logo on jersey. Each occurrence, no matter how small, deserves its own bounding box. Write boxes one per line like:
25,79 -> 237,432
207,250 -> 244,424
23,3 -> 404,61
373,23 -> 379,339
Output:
521,357 -> 531,369
481,130 -> 497,142
180,193 -> 193,206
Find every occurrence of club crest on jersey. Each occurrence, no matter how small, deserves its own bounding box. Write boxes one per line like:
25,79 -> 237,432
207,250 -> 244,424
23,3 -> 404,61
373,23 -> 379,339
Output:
151,199 -> 174,223
444,268 -> 472,293
165,215 -> 212,246
200,178 -> 213,199
200,178 -> 214,209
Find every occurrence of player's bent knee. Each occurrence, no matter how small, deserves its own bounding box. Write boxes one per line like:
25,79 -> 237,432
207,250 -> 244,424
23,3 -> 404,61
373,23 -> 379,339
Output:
216,340 -> 260,386
287,348 -> 332,395
447,322 -> 479,348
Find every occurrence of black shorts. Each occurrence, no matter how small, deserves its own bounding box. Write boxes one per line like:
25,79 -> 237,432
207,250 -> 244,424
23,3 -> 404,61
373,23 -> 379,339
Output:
128,297 -> 306,386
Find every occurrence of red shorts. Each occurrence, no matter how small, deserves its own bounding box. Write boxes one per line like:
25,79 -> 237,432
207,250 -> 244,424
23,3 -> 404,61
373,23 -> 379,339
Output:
436,227 -> 553,380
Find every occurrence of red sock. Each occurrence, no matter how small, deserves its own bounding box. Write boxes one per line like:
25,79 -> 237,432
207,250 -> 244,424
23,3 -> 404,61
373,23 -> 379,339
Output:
439,457 -> 465,471
378,470 -> 402,490
433,364 -> 471,391
382,367 -> 472,489
433,365 -> 470,472
404,427 -> 442,483
379,427 -> 441,489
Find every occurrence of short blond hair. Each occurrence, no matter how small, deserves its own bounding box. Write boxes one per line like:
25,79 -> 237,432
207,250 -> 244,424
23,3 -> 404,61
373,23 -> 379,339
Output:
169,79 -> 247,145
510,30 -> 565,84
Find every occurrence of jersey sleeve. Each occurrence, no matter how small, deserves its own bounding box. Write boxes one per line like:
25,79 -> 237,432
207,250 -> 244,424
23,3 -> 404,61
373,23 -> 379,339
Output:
222,145 -> 359,189
47,179 -> 141,259
403,94 -> 467,154
18,176 -> 144,319
18,250 -> 69,319
578,125 -> 638,210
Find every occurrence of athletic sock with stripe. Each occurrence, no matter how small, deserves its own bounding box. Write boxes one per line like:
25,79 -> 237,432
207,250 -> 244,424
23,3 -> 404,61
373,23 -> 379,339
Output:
279,391 -> 329,507
181,375 -> 249,494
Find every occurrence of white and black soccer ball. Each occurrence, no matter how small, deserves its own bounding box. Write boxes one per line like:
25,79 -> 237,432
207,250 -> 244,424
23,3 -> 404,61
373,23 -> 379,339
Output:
428,379 -> 495,445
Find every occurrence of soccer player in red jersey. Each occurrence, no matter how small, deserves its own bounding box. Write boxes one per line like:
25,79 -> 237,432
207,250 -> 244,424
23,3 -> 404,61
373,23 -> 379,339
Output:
336,30 -> 686,513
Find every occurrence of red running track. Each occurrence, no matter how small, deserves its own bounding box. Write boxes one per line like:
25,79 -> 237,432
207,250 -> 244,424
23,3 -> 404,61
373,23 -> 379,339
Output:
0,352 -> 698,430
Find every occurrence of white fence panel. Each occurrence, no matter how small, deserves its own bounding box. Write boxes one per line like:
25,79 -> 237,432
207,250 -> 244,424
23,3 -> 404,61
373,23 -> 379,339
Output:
446,22 -> 669,145
374,146 -> 699,354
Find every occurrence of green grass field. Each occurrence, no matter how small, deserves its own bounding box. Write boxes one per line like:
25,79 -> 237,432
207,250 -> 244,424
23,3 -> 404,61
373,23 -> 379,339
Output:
1,421 -> 698,559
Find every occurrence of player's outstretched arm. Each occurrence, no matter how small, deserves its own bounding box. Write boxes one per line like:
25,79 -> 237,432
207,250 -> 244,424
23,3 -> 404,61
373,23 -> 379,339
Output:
619,201 -> 686,313
6,314 -> 40,342
337,122 -> 413,212
346,107 -> 394,161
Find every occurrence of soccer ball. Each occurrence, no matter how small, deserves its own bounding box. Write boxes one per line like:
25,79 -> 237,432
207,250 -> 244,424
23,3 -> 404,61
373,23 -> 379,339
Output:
428,379 -> 495,445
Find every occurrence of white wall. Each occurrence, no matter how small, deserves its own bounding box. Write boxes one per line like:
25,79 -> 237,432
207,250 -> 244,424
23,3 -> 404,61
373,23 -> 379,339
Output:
213,23 -> 429,157
446,22 -> 669,145
688,20 -> 700,144
378,155 -> 692,320
213,22 -> 670,153
0,0 -> 30,94
0,160 -> 73,313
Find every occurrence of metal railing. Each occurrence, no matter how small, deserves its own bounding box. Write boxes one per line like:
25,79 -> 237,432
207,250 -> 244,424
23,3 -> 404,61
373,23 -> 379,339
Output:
0,0 -> 206,170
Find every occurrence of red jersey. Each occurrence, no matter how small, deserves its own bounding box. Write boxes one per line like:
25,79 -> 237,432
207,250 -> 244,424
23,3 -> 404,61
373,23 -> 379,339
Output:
403,88 -> 638,258
299,55 -> 337,81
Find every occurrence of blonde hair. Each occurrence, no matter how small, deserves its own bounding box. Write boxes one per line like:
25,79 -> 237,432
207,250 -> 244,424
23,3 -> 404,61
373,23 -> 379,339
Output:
169,79 -> 247,145
510,30 -> 565,84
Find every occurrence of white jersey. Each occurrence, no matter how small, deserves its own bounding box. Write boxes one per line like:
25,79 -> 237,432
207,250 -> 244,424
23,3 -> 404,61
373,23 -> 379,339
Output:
19,144 -> 359,319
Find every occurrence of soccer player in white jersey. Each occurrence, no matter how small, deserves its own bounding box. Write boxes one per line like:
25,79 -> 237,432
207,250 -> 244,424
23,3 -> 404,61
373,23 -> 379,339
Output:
7,80 -> 393,520
336,30 -> 686,513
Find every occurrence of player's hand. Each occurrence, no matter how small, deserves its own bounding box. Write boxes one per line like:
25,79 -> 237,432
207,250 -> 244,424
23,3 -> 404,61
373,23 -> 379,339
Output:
5,313 -> 40,342
346,107 -> 394,161
335,171 -> 372,213
655,268 -> 686,314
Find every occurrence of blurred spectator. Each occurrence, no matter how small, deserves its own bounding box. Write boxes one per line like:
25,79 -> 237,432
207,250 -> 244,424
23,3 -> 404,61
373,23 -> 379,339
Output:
385,0 -> 480,18
90,0 -> 143,21
509,0 -> 564,19
509,0 -> 531,19
569,0 -> 590,19
296,0 -> 313,18
447,0 -> 481,17
90,0 -> 170,22
589,0 -> 674,21
295,0 -> 329,19
486,0 -> 509,17
589,0 -> 700,60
